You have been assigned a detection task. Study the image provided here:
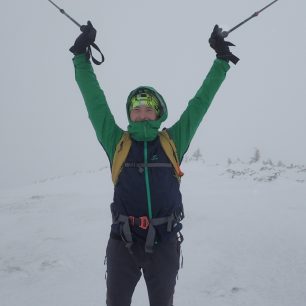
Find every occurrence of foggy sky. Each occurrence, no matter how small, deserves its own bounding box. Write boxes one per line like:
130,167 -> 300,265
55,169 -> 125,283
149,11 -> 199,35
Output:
1,0 -> 305,189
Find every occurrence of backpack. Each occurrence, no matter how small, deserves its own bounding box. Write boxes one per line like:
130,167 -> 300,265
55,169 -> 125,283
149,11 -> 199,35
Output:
111,130 -> 184,185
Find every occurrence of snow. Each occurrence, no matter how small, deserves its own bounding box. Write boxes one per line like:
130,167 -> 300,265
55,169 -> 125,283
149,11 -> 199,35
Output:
1,157 -> 306,306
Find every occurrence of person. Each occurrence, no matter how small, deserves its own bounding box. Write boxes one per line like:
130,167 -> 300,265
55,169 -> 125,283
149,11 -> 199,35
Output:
70,21 -> 238,306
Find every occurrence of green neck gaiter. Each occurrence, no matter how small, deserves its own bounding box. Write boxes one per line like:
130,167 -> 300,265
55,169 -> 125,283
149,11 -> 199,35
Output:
127,120 -> 161,141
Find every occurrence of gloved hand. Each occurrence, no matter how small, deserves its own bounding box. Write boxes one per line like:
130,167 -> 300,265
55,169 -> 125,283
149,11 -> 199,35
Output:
69,21 -> 96,55
209,25 -> 239,64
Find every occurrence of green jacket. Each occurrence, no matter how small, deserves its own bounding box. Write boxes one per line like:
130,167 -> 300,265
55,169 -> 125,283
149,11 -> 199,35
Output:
73,54 -> 230,164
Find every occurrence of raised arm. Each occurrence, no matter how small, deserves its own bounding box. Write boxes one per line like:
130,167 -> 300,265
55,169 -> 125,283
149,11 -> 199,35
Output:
167,59 -> 230,162
167,25 -> 238,162
71,22 -> 124,163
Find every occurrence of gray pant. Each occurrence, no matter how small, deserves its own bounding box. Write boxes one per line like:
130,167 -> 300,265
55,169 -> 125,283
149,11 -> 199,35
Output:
106,235 -> 181,306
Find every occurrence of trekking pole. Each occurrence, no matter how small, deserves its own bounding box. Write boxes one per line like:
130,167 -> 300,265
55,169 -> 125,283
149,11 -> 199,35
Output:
47,0 -> 81,27
221,0 -> 280,38
47,0 -> 104,65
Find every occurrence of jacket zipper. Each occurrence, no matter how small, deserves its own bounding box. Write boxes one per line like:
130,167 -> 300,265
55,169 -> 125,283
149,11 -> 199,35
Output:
143,123 -> 153,219
144,140 -> 153,219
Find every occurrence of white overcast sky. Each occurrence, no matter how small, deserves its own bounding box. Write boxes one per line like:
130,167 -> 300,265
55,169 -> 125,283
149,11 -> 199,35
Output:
0,0 -> 305,189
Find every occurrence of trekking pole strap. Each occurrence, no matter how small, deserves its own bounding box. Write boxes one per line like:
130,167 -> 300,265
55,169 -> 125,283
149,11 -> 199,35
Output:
86,43 -> 105,65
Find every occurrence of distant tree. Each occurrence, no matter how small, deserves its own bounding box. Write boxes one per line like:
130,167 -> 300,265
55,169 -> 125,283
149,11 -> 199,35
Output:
184,148 -> 204,162
250,148 -> 260,164
263,159 -> 273,166
192,148 -> 203,161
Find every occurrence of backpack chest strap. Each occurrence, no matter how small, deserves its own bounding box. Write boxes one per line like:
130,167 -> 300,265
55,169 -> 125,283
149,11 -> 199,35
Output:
124,162 -> 172,174
124,162 -> 172,168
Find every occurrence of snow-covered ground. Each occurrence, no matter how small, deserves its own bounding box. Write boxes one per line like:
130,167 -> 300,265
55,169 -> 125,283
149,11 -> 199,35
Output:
1,157 -> 306,306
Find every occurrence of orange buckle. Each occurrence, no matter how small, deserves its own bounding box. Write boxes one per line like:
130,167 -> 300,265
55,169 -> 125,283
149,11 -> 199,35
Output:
139,216 -> 150,230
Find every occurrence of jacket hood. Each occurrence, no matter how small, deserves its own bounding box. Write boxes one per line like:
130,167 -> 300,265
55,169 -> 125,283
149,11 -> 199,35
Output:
126,86 -> 168,141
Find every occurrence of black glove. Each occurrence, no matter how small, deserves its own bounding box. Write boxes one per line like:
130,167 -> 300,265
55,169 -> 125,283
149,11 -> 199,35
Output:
209,25 -> 239,65
69,21 -> 96,55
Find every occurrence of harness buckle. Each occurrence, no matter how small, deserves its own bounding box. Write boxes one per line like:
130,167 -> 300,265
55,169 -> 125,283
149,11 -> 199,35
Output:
139,216 -> 150,230
128,215 -> 150,230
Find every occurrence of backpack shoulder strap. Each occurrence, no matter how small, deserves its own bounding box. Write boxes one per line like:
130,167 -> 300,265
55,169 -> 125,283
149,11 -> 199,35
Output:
159,130 -> 184,180
112,132 -> 132,185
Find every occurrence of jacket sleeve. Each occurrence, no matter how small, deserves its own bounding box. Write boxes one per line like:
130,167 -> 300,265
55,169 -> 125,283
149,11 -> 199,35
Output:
167,59 -> 230,163
73,54 -> 124,163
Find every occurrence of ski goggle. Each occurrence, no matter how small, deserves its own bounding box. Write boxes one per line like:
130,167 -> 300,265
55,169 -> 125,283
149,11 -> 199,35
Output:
129,91 -> 160,116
